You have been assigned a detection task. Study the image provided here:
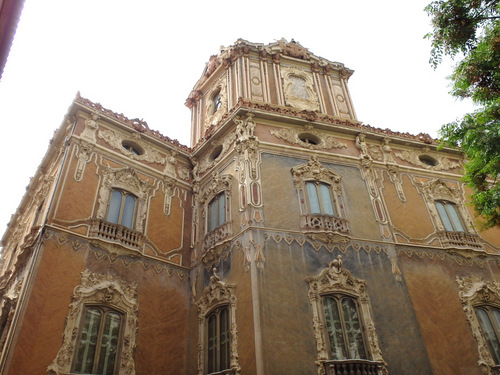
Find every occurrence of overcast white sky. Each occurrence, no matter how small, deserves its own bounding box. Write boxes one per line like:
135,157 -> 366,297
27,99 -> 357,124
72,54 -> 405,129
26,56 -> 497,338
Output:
0,0 -> 475,239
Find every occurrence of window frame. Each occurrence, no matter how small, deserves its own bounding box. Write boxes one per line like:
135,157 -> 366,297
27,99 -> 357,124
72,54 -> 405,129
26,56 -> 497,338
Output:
435,200 -> 465,232
205,304 -> 231,374
321,293 -> 369,361
305,181 -> 338,216
457,276 -> 500,373
106,189 -> 137,229
306,257 -> 386,375
48,270 -> 138,375
196,268 -> 239,375
72,305 -> 124,375
207,192 -> 227,233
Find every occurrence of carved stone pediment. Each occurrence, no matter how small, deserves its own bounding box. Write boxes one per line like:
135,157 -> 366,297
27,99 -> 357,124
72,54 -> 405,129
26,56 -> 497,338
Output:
200,173 -> 233,205
291,156 -> 342,191
420,178 -> 459,202
281,66 -> 320,111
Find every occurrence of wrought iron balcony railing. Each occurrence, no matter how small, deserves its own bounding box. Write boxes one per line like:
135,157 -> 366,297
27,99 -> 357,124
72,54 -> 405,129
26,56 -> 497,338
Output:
323,359 -> 384,375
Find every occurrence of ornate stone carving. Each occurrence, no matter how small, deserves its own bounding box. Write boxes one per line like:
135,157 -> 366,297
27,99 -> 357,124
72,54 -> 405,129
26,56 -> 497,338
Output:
200,173 -> 233,205
196,268 -> 240,375
418,178 -> 474,233
47,270 -> 138,375
291,156 -> 342,192
270,124 -> 347,150
281,66 -> 320,111
163,177 -> 176,216
163,150 -> 177,177
192,135 -> 233,178
355,133 -> 371,160
74,141 -> 94,182
306,257 -> 387,375
98,128 -> 165,165
96,166 -> 151,232
205,75 -> 228,128
81,113 -> 99,143
457,276 -> 500,375
394,147 -> 461,171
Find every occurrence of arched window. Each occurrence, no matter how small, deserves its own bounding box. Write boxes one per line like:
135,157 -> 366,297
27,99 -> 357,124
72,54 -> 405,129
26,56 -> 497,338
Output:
73,306 -> 123,375
107,190 -> 137,229
436,201 -> 465,232
212,90 -> 222,114
475,306 -> 500,365
207,192 -> 226,232
206,305 -> 230,374
323,295 -> 367,360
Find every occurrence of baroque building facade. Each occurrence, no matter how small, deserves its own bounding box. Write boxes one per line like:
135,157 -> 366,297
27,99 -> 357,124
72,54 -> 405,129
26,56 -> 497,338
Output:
1,39 -> 500,375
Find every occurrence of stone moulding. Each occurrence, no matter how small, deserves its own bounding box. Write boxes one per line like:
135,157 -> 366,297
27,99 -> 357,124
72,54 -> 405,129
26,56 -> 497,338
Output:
457,276 -> 500,375
47,270 -> 138,375
195,268 -> 240,375
306,257 -> 387,375
281,66 -> 320,112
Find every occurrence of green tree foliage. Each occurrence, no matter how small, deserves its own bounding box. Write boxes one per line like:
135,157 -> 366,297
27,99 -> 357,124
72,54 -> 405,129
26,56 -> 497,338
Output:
425,0 -> 500,228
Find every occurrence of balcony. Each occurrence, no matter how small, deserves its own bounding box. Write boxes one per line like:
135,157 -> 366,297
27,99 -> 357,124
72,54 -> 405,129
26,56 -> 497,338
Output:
203,221 -> 232,251
301,214 -> 349,234
323,359 -> 384,375
438,231 -> 483,250
90,219 -> 143,249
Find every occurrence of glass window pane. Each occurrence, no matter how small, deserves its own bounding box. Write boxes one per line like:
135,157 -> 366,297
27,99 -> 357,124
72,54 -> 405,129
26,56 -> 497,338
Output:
436,202 -> 453,231
446,203 -> 464,232
341,297 -> 367,359
97,312 -> 121,375
208,199 -> 217,232
219,307 -> 230,370
476,308 -> 500,365
121,195 -> 136,228
207,313 -> 217,373
218,194 -> 226,228
74,308 -> 102,373
323,297 -> 347,360
307,182 -> 320,214
107,191 -> 122,224
320,183 -> 335,216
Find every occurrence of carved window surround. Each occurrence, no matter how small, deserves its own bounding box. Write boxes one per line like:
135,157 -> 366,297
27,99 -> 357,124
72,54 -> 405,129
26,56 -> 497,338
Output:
47,270 -> 138,375
281,66 -> 320,111
196,268 -> 240,375
96,167 -> 151,233
418,179 -> 480,248
457,276 -> 500,375
205,76 -> 228,128
199,173 -> 233,250
306,257 -> 387,375
292,157 -> 349,237
270,123 -> 347,150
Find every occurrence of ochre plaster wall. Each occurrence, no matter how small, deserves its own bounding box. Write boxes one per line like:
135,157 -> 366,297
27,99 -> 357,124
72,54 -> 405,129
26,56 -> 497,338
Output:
7,236 -> 190,375
398,254 -> 489,375
383,173 -> 434,238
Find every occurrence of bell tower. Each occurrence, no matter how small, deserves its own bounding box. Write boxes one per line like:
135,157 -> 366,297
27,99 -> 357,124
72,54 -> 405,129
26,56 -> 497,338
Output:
185,38 -> 358,148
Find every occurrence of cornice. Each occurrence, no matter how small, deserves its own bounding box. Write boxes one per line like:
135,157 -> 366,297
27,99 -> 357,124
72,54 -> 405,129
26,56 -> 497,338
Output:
74,93 -> 192,154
